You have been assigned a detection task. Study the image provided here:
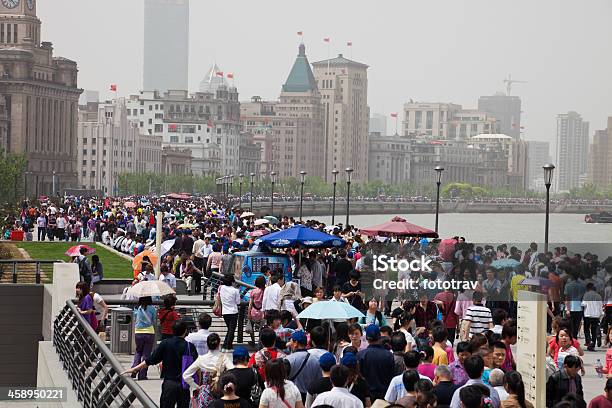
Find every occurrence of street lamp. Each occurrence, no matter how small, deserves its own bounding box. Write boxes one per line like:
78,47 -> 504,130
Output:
345,168 -> 353,227
434,166 -> 444,234
270,171 -> 277,216
238,174 -> 244,209
229,174 -> 234,206
331,169 -> 339,226
299,171 -> 307,222
249,172 -> 256,211
543,163 -> 555,253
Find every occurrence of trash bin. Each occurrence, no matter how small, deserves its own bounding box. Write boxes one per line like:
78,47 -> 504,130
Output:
110,307 -> 134,354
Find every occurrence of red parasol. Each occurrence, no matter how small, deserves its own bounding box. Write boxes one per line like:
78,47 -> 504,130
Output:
65,245 -> 96,257
359,216 -> 438,238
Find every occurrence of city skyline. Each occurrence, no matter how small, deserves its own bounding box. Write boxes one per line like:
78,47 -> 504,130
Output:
38,0 -> 612,149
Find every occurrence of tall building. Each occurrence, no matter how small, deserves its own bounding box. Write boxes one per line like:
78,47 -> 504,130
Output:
77,97 -> 139,194
368,132 -> 411,184
0,0 -> 82,196
478,93 -> 522,139
588,117 -> 612,188
312,54 -> 370,182
369,113 -> 387,135
402,102 -> 498,140
241,44 -> 325,179
143,0 -> 189,92
526,140 -> 551,191
555,111 -> 589,192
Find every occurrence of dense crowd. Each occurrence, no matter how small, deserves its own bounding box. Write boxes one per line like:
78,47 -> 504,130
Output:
6,194 -> 612,408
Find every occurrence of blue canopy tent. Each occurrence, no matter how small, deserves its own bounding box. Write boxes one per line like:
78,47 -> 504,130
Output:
255,224 -> 346,248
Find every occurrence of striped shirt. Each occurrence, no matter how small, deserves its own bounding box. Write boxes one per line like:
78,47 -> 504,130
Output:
464,304 -> 492,336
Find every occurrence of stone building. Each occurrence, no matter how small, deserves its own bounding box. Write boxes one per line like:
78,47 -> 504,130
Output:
589,117 -> 612,188
312,54 -> 370,183
161,146 -> 191,175
0,0 -> 82,196
368,132 -> 411,184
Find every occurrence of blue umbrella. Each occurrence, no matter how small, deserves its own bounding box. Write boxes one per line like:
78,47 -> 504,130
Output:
491,258 -> 521,269
255,225 -> 346,248
297,301 -> 364,320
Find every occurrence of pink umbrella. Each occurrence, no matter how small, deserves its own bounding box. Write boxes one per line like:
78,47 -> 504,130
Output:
359,216 -> 438,238
438,238 -> 458,261
124,201 -> 137,208
65,244 -> 96,257
249,229 -> 270,238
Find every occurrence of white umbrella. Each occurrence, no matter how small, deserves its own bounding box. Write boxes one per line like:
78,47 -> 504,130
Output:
160,238 -> 176,257
254,218 -> 269,226
127,280 -> 175,298
240,212 -> 255,219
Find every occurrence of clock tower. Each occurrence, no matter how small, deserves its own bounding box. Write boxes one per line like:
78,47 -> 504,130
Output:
0,0 -> 41,48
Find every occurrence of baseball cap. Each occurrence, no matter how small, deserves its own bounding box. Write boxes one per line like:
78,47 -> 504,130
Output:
319,352 -> 336,371
291,331 -> 308,345
365,324 -> 381,340
341,352 -> 357,367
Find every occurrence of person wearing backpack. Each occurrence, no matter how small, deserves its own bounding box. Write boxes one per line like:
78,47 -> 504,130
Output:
74,247 -> 93,285
248,328 -> 286,383
123,321 -> 198,408
358,298 -> 387,327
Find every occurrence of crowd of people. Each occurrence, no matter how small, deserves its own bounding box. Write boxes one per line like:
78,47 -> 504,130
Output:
6,194 -> 612,408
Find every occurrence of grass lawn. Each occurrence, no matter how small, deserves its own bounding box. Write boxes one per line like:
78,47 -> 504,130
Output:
14,242 -> 133,279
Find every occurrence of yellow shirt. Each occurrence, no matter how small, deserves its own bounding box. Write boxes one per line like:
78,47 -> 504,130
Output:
432,344 -> 448,365
510,274 -> 528,301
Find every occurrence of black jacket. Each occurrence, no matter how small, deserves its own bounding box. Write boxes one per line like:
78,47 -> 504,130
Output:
545,369 -> 585,408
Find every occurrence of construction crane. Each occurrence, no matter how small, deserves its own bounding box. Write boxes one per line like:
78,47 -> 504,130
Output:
503,74 -> 526,96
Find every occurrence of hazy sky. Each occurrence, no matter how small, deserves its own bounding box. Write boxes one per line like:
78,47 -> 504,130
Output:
39,0 -> 612,149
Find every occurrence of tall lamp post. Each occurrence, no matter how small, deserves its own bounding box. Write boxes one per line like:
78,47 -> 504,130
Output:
543,163 -> 555,253
270,171 -> 277,216
345,168 -> 353,227
331,169 -> 339,226
434,166 -> 444,234
238,174 -> 244,209
249,173 -> 256,211
228,174 -> 234,207
299,171 -> 307,222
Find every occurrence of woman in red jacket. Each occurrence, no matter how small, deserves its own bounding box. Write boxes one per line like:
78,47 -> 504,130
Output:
157,294 -> 181,340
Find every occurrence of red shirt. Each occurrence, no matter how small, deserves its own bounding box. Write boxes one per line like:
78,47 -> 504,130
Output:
158,308 -> 180,335
589,395 -> 612,408
434,291 -> 458,328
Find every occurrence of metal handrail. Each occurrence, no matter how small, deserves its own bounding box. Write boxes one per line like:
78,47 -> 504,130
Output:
53,299 -> 158,408
0,259 -> 62,283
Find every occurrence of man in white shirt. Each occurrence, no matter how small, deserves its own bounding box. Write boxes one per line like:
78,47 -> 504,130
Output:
192,232 -> 206,270
185,313 -> 213,356
312,364 -> 364,408
385,351 -> 432,402
159,265 -> 177,289
262,275 -> 282,311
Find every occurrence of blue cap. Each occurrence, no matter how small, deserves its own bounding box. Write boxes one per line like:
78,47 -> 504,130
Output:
232,346 -> 249,360
341,352 -> 357,367
291,330 -> 308,344
319,352 -> 336,371
365,324 -> 381,340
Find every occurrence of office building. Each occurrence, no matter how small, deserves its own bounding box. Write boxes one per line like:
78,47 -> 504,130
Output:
0,0 -> 82,196
312,54 -> 370,182
555,111 -> 589,192
143,0 -> 189,92
368,132 -> 411,184
588,117 -> 612,188
526,140 -> 551,191
478,93 -> 522,139
369,113 -> 387,135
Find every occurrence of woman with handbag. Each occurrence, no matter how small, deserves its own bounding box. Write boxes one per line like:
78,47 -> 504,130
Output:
220,274 -> 241,351
183,333 -> 231,408
247,276 -> 266,346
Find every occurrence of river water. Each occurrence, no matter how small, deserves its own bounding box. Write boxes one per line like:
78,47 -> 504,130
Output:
315,213 -> 612,245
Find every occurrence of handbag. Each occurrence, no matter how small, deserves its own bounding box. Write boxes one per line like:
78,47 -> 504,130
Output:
212,287 -> 222,318
181,342 -> 199,390
249,367 -> 262,406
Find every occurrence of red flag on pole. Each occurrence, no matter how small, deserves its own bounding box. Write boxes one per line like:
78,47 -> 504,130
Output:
297,31 -> 303,36
323,38 -> 330,43
207,120 -> 214,128
390,113 -> 398,118
347,41 -> 352,47
168,124 -> 177,131
215,71 -> 224,77
110,84 -> 117,92
227,73 -> 234,79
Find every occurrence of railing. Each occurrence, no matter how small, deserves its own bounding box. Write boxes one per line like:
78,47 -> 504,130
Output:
53,300 -> 157,408
0,259 -> 61,283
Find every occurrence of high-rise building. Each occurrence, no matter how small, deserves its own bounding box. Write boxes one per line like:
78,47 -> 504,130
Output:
0,0 -> 82,196
478,93 -> 522,139
241,44 -> 325,179
77,97 -> 139,194
526,140 -> 551,191
312,54 -> 369,182
143,0 -> 189,92
588,117 -> 612,188
555,111 -> 589,192
369,113 -> 387,135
